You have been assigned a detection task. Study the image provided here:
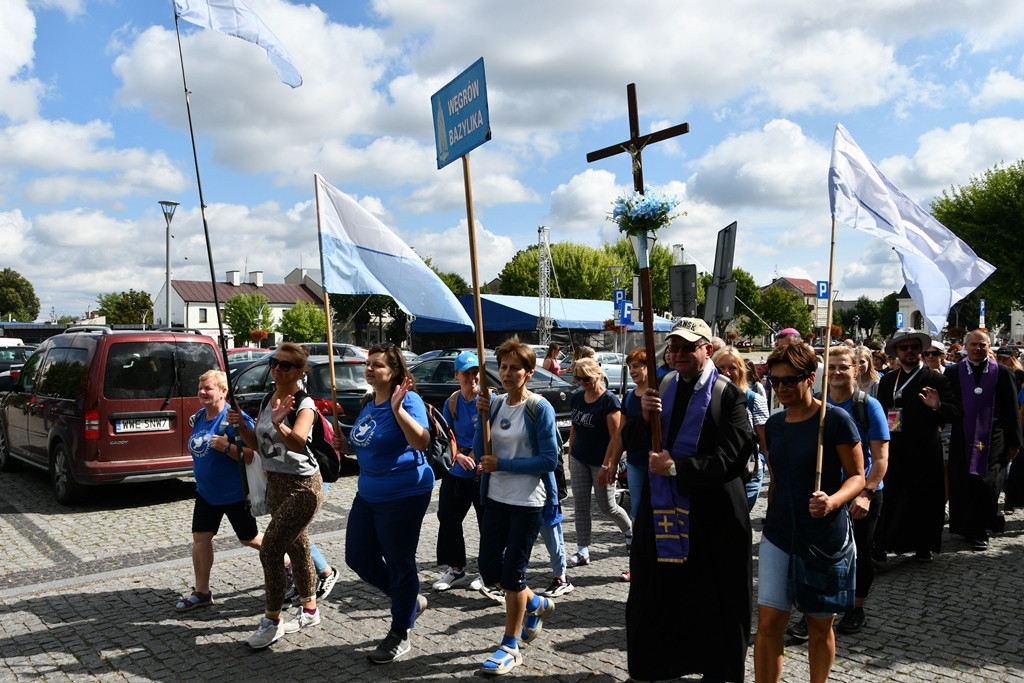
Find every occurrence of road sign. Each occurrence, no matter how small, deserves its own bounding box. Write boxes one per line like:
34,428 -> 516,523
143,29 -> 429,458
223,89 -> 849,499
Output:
817,281 -> 829,299
620,301 -> 633,327
614,288 -> 626,310
431,58 -> 491,169
896,312 -> 904,329
980,298 -> 986,329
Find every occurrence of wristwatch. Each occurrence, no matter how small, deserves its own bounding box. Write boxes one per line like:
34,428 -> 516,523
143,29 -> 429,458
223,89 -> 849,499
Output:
860,487 -> 875,499
668,462 -> 677,476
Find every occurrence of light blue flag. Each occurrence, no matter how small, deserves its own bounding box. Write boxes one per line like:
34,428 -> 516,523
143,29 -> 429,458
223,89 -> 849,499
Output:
315,175 -> 474,330
174,0 -> 302,88
829,123 -> 994,336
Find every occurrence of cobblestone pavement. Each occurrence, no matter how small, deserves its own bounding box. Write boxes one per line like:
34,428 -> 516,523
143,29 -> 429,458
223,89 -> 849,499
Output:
1,464 -> 1023,682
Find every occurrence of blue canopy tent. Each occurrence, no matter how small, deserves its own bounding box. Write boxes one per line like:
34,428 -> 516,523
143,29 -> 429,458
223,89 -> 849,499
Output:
410,294 -> 674,333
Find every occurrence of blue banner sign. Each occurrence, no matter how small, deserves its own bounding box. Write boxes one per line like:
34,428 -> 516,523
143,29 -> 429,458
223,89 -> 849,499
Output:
431,58 -> 491,169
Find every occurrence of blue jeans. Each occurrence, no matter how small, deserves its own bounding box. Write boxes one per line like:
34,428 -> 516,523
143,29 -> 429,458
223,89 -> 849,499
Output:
345,491 -> 431,631
479,500 -> 543,591
538,521 -> 566,576
745,453 -> 766,512
625,461 -> 647,524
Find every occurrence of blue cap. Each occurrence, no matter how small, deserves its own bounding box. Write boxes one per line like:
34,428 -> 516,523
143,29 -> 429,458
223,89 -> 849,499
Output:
455,351 -> 479,372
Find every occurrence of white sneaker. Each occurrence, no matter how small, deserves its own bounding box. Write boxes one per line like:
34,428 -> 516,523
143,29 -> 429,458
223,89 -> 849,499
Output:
282,607 -> 321,634
247,617 -> 285,649
469,574 -> 485,591
432,567 -> 469,591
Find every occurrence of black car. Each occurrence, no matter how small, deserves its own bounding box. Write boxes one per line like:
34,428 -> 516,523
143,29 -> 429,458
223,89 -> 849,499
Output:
0,346 -> 32,377
409,357 -> 574,440
230,355 -> 370,434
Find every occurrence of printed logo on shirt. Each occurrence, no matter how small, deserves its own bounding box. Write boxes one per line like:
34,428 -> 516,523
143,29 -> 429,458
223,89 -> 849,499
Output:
571,408 -> 597,428
500,417 -> 511,430
350,417 -> 376,447
188,433 -> 211,458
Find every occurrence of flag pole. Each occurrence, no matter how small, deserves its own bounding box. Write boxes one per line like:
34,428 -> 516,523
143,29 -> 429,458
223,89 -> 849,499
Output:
814,218 -> 838,491
314,174 -> 341,434
462,154 -> 491,452
170,12 -> 231,383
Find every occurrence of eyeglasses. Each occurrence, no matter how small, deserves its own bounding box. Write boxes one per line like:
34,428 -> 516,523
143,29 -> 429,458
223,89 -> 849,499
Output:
921,350 -> 943,357
575,375 -> 593,383
668,343 -> 701,354
769,373 -> 810,388
896,343 -> 922,352
268,357 -> 299,372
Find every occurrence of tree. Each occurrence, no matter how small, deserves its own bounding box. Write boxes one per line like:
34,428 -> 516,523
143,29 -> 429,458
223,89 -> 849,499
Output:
96,289 -> 153,325
0,268 -> 40,322
423,258 -> 471,298
931,160 -> 1024,329
603,238 -> 673,313
699,267 -> 760,334
878,292 -> 900,338
738,287 -> 812,338
224,293 -> 272,345
277,300 -> 327,343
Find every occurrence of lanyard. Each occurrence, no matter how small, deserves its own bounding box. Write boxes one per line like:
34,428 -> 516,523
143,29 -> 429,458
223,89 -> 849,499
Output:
892,365 -> 922,401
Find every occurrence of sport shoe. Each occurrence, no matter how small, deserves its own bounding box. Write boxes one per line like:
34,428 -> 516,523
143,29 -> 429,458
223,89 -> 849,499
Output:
785,616 -> 808,643
541,576 -> 575,597
367,629 -> 411,664
282,607 -> 321,634
432,567 -> 469,591
416,594 -> 428,618
247,616 -> 285,649
316,567 -> 339,600
479,584 -> 506,606
836,606 -> 866,634
469,574 -> 485,591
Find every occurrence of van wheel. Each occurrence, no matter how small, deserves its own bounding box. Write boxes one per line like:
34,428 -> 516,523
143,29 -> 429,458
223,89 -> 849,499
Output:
51,441 -> 85,505
0,423 -> 21,472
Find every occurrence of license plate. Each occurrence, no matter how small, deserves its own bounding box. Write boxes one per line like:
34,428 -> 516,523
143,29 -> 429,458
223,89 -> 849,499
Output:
115,418 -> 170,433
556,418 -> 571,429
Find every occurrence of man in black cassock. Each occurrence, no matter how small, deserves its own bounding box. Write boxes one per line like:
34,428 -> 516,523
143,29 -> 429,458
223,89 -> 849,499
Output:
875,328 -> 958,562
622,318 -> 752,683
945,329 -> 1022,550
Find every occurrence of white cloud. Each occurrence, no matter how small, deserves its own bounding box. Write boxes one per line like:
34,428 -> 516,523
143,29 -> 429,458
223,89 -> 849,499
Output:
971,70 -> 1024,109
0,0 -> 44,121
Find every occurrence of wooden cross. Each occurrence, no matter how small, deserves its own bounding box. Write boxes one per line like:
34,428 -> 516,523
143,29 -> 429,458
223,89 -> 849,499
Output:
586,83 -> 690,193
587,83 -> 689,452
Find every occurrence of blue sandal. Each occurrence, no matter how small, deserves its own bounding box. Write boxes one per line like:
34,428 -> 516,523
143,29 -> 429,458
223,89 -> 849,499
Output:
481,644 -> 522,675
521,597 -> 555,643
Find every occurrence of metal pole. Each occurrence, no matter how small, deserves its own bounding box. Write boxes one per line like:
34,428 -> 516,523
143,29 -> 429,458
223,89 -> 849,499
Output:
159,200 -> 179,328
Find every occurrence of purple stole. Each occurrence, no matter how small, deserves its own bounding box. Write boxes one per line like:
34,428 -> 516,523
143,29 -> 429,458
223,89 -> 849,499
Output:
649,368 -> 717,563
959,359 -> 999,476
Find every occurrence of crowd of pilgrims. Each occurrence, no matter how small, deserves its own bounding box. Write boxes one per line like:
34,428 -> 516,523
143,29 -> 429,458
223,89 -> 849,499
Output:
175,325 -> 1022,682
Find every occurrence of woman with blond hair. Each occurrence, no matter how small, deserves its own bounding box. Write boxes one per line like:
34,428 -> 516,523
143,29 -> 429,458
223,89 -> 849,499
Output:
853,346 -> 880,397
713,346 -> 770,511
566,357 -> 631,568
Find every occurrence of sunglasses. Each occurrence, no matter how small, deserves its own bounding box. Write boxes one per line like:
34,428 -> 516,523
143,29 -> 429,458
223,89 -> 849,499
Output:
575,375 -> 593,383
268,357 -> 299,372
769,373 -> 810,388
668,343 -> 701,354
921,350 -> 943,357
896,343 -> 922,352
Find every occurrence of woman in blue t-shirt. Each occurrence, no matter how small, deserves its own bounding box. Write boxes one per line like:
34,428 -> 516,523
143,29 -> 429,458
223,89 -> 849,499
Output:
176,369 -> 259,612
566,357 -> 631,569
754,343 -> 865,683
335,343 -> 433,665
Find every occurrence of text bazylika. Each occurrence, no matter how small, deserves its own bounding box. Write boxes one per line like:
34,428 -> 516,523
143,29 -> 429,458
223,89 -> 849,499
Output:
449,110 -> 485,145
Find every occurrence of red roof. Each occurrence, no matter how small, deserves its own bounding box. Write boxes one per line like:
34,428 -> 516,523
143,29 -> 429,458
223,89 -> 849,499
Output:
766,277 -> 818,296
172,280 -> 319,305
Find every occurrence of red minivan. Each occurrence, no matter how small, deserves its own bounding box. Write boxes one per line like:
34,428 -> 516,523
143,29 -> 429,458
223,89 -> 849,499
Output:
0,326 -> 223,504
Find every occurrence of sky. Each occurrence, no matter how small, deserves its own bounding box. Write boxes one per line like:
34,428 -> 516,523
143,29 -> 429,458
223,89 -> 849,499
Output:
5,0 -> 1024,323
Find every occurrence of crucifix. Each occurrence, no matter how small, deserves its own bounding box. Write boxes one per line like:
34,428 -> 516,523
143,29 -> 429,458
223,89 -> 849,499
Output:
587,83 -> 689,451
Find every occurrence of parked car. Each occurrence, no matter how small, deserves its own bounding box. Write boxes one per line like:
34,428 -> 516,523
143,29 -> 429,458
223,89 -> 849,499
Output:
0,346 -> 32,377
601,363 -> 636,396
0,326 -> 224,504
230,355 -> 370,436
416,348 -> 496,361
401,350 -> 420,363
408,357 -> 574,440
299,342 -> 367,359
225,347 -> 271,362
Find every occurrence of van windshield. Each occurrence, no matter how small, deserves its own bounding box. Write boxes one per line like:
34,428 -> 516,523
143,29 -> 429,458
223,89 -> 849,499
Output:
103,341 -> 220,399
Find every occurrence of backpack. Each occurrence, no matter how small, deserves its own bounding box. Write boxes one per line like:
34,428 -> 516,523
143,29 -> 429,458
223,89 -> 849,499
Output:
424,402 -> 457,478
658,371 -> 759,482
260,390 -> 343,483
850,388 -> 870,434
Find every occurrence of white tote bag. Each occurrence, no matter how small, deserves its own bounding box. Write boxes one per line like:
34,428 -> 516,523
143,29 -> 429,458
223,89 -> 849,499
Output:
245,452 -> 270,517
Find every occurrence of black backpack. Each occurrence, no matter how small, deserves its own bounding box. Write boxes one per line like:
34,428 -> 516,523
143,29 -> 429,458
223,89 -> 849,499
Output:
260,390 -> 343,483
423,402 -> 456,478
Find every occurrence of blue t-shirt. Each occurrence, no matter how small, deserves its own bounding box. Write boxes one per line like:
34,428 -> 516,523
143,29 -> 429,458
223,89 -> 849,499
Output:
188,406 -> 254,506
350,391 -> 435,502
763,407 -> 860,554
622,388 -> 649,468
445,391 -> 480,479
570,390 -> 621,467
827,393 -> 889,491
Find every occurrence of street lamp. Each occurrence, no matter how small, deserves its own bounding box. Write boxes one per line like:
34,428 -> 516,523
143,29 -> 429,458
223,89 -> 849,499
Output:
159,200 -> 179,329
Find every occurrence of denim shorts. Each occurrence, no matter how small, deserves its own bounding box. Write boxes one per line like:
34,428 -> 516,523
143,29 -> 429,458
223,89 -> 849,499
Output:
757,536 -> 834,618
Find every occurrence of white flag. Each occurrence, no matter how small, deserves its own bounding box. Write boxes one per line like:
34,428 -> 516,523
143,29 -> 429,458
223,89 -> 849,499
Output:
315,175 -> 474,329
174,0 -> 302,88
829,123 -> 994,336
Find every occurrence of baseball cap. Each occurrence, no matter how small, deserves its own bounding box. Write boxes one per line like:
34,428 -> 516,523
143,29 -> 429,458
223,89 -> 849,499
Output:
666,317 -> 713,343
996,346 -> 1015,358
454,351 -> 479,372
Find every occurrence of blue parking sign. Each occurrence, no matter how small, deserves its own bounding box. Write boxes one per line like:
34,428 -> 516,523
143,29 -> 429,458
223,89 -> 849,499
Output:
817,281 -> 829,299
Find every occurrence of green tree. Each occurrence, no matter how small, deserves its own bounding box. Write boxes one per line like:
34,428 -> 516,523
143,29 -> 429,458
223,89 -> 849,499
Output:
0,268 -> 40,322
96,289 -> 154,325
738,287 -> 812,338
602,238 -> 673,313
224,293 -> 272,345
423,258 -> 471,297
878,292 -> 900,338
276,300 -> 327,343
699,267 -> 760,334
931,160 -> 1024,330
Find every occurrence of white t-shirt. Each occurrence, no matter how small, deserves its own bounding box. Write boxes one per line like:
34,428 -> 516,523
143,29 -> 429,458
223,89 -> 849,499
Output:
486,400 -> 546,507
